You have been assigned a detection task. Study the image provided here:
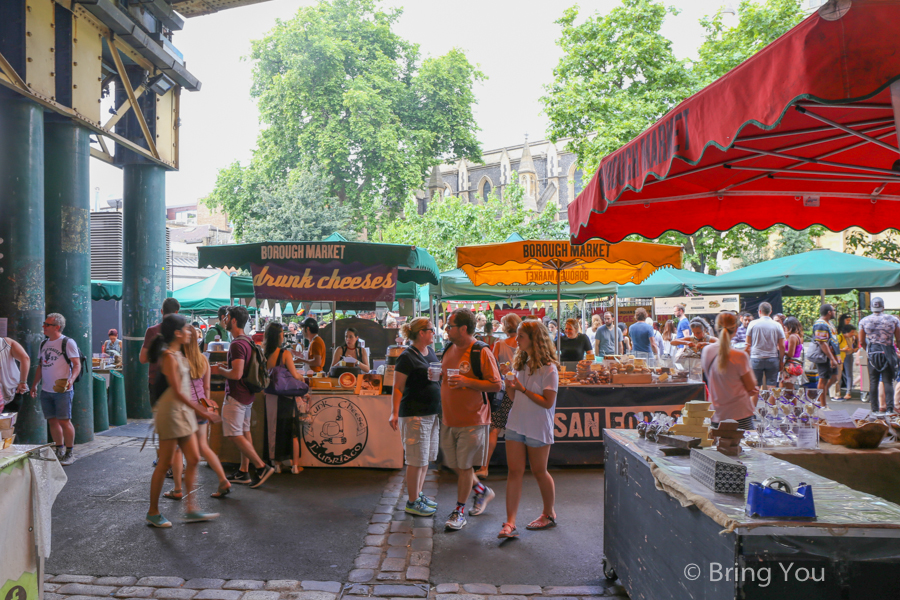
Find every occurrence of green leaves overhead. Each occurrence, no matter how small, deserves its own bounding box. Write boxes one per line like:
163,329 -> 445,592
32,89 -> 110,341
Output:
205,0 -> 484,235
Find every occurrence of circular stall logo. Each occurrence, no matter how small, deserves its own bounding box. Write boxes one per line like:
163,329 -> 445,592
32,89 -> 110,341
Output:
303,396 -> 368,465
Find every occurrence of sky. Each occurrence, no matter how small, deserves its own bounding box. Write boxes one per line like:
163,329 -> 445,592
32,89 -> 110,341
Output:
89,0 -> 743,210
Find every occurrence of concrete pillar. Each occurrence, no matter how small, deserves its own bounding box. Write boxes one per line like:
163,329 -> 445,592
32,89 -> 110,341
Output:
44,118 -> 93,443
122,164 -> 166,418
0,94 -> 46,443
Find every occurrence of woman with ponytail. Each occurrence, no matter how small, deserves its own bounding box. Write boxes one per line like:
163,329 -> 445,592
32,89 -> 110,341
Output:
701,312 -> 758,431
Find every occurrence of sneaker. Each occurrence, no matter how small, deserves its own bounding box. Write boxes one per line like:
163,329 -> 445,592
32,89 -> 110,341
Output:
59,449 -> 75,466
405,498 -> 437,516
250,465 -> 275,489
831,397 -> 846,402
183,511 -> 220,523
227,470 -> 252,485
291,465 -> 303,475
445,509 -> 467,530
272,461 -> 282,474
166,468 -> 174,478
146,513 -> 172,528
469,486 -> 495,516
55,447 -> 64,461
419,492 -> 438,508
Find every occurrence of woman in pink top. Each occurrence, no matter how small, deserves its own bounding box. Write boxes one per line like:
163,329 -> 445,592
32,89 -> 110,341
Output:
781,317 -> 806,391
701,312 -> 758,430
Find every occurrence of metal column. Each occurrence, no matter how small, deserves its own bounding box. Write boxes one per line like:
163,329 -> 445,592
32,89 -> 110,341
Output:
44,118 -> 93,443
122,164 -> 166,419
0,95 -> 46,443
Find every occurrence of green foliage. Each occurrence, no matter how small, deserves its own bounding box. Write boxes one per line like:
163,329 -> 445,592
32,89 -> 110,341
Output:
783,292 -> 857,337
239,166 -> 356,243
205,0 -> 484,231
846,229 -> 900,262
381,176 -> 568,272
541,0 -> 694,172
694,0 -> 805,86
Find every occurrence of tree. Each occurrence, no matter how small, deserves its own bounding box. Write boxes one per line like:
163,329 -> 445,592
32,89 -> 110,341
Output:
543,0 -> 808,271
846,229 -> 900,262
204,0 -> 484,231
541,0 -> 694,173
381,177 -> 568,272
239,167 -> 356,243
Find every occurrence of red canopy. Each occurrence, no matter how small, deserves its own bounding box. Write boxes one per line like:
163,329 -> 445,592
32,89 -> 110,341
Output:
568,0 -> 900,244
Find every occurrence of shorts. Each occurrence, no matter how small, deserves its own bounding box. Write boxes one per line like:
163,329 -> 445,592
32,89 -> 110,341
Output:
222,395 -> 253,436
40,389 -> 73,420
751,357 -> 780,387
399,414 -> 440,467
440,423 -> 489,470
817,361 -> 838,380
504,428 -> 548,448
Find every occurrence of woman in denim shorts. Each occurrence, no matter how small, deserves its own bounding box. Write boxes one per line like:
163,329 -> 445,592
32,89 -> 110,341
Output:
500,320 -> 560,538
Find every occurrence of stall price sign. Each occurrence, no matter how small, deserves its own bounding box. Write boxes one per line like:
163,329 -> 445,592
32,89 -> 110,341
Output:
654,294 -> 740,315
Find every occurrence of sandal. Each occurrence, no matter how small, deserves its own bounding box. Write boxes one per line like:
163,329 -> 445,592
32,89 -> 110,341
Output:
498,522 -> 518,538
210,484 -> 232,498
526,514 -> 557,530
163,489 -> 183,501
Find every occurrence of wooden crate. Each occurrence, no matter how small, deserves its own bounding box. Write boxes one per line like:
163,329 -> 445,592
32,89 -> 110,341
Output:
611,373 -> 653,384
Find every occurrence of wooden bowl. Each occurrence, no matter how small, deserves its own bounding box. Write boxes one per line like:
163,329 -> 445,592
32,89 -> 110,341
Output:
819,422 -> 888,449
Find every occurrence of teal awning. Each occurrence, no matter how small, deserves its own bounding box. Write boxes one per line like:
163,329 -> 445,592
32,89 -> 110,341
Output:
172,272 -> 256,314
198,238 -> 440,286
432,269 -> 617,301
91,280 -> 123,301
694,249 -> 900,296
617,268 -> 716,299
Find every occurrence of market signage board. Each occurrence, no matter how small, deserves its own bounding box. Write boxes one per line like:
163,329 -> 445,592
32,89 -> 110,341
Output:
251,260 -> 397,302
654,295 -> 740,315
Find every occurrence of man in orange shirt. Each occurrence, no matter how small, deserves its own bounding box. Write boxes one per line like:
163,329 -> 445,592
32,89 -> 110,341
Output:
296,317 -> 326,373
441,308 -> 502,530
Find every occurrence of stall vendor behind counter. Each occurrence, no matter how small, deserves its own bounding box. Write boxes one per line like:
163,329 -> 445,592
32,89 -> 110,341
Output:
559,318 -> 593,362
295,318 -> 326,373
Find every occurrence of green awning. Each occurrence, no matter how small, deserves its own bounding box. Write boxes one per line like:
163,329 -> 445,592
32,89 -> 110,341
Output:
173,272 -> 256,314
694,249 -> 900,296
198,239 -> 440,286
91,280 -> 123,301
617,268 -> 716,299
432,269 -> 617,301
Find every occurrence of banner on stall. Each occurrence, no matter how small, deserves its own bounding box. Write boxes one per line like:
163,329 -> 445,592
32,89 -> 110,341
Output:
613,305 -> 652,324
654,295 -> 740,315
494,308 -> 547,321
251,261 -> 397,302
300,394 -> 403,468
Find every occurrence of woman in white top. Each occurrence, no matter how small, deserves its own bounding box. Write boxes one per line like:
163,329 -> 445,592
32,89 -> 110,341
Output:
499,320 -> 560,539
0,337 -> 30,412
701,312 -> 758,430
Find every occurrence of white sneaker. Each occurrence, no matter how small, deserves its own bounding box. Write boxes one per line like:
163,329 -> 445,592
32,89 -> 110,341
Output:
59,449 -> 75,466
291,465 -> 303,474
272,461 -> 282,474
445,509 -> 467,530
469,486 -> 495,516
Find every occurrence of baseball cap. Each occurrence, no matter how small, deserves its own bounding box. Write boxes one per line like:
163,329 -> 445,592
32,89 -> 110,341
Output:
872,297 -> 885,312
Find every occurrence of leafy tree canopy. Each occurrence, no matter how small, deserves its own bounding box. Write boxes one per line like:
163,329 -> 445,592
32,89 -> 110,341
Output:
204,0 -> 484,233
239,166 -> 356,244
381,176 -> 568,272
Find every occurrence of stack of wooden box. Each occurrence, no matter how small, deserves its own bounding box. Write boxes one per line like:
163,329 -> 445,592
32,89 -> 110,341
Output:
671,401 -> 714,447
710,420 -> 746,456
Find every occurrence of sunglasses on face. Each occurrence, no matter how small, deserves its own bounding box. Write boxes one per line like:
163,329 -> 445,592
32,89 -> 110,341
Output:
42,322 -> 58,327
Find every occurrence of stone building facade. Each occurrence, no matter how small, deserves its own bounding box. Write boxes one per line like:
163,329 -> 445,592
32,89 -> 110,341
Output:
416,136 -> 585,219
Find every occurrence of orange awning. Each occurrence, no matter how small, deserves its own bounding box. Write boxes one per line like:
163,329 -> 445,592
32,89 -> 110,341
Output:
456,239 -> 682,287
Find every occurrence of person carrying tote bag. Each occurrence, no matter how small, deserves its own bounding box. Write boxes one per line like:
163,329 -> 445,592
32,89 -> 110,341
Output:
263,323 -> 310,474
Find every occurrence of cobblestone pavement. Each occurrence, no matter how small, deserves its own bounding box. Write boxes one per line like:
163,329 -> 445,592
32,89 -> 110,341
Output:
46,422 -> 628,600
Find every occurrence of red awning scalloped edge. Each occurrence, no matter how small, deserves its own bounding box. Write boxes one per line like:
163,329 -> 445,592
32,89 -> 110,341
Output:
569,0 -> 900,244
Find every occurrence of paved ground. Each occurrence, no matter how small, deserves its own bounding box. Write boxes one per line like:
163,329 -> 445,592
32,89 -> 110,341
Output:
429,469 -> 605,586
48,445 -> 392,580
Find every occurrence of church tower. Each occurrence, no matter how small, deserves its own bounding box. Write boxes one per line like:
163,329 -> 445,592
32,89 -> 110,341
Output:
518,136 -> 538,211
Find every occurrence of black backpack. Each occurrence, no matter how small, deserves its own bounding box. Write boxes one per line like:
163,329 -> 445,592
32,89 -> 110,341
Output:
40,335 -> 88,384
442,340 -> 503,410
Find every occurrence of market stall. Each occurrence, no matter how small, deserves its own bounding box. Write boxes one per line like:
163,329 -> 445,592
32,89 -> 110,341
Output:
197,237 -> 440,468
603,429 -> 900,598
0,442 -> 66,600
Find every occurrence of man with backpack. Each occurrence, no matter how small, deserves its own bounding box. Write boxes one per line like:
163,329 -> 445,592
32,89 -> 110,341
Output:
211,305 -> 274,489
30,312 -> 82,465
440,308 -> 502,530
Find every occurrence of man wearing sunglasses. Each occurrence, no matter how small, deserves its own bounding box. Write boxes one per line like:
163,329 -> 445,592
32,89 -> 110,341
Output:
30,313 -> 80,465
